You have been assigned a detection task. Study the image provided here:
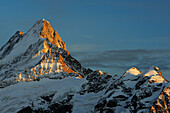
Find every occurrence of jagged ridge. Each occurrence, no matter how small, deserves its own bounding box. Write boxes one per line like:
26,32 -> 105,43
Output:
0,19 -> 169,113
0,19 -> 92,87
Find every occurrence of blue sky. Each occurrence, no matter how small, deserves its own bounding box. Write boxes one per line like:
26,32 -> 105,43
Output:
0,0 -> 170,52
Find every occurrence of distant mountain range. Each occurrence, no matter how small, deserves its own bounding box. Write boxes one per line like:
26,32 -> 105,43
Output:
0,19 -> 169,113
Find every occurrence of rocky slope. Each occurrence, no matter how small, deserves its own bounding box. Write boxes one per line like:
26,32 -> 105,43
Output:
0,19 -> 169,113
0,19 -> 92,87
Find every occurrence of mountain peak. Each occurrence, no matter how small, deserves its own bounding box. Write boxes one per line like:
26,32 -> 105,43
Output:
123,67 -> 143,76
25,19 -> 67,52
0,19 -> 91,85
144,66 -> 169,83
34,19 -> 49,25
42,18 -> 50,23
15,30 -> 24,35
0,19 -> 169,113
38,18 -> 49,22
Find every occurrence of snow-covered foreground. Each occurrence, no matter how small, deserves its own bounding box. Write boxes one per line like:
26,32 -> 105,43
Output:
0,19 -> 169,113
0,67 -> 169,113
0,76 -> 87,113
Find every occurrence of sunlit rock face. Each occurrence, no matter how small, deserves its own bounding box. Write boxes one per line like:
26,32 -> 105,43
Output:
40,19 -> 67,52
0,19 -> 169,113
0,19 -> 91,87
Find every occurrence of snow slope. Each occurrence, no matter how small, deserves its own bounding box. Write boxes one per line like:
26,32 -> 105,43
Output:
0,19 -> 169,113
0,67 -> 169,113
0,19 -> 92,87
0,76 -> 86,113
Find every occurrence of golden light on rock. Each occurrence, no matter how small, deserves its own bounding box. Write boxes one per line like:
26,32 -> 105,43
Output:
14,19 -> 83,82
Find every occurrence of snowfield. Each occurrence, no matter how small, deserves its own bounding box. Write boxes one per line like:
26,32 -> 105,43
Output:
0,19 -> 169,113
0,76 -> 87,113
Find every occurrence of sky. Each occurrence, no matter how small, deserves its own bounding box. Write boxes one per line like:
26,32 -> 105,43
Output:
0,0 -> 170,52
0,0 -> 170,79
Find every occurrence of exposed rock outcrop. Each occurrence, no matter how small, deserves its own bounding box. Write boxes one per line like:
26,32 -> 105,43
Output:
0,19 -> 169,113
0,19 -> 92,87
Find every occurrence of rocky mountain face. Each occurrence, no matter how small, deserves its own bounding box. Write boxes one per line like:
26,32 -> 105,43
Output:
0,19 -> 169,113
0,19 -> 92,87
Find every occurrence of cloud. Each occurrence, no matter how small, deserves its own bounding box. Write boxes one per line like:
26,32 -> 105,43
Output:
71,49 -> 170,80
71,49 -> 170,71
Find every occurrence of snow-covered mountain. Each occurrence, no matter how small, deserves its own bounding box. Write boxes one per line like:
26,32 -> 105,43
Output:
0,19 -> 169,113
0,19 -> 92,87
